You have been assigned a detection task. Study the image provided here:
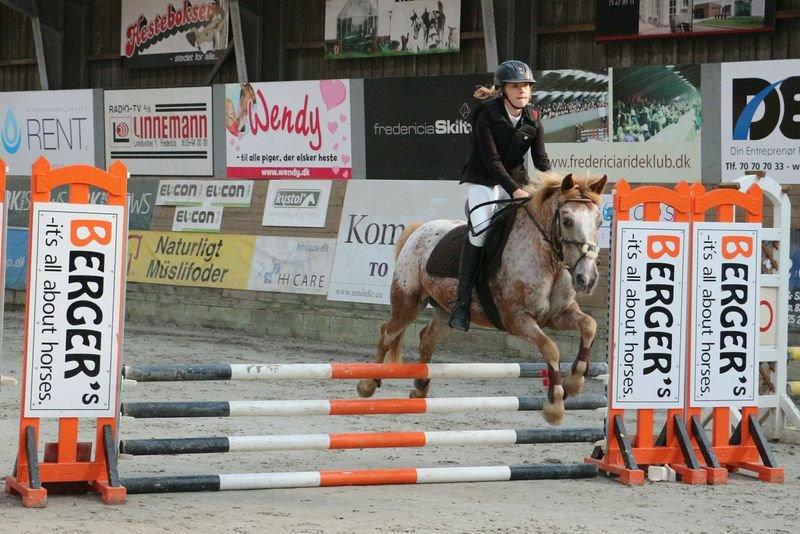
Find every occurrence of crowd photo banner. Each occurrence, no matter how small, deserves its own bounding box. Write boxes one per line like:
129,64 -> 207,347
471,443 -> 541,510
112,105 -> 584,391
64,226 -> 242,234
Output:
720,58 -> 800,182
120,0 -> 230,68
542,66 -> 702,182
225,80 -> 353,180
324,0 -> 461,59
105,87 -> 214,176
595,0 -> 776,41
0,90 -> 96,175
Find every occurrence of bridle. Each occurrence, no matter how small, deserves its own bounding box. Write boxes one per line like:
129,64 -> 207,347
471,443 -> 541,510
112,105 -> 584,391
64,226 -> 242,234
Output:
467,195 -> 599,273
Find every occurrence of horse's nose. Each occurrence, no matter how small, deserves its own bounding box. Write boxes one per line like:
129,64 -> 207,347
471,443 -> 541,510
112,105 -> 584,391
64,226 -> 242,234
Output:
576,273 -> 587,289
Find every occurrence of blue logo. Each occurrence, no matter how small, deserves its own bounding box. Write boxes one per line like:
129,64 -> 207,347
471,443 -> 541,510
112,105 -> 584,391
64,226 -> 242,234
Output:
1,107 -> 21,154
732,79 -> 786,141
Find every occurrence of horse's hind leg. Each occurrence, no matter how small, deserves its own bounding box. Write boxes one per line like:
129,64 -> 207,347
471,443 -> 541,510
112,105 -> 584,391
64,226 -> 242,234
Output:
357,289 -> 423,398
551,301 -> 597,398
410,307 -> 451,399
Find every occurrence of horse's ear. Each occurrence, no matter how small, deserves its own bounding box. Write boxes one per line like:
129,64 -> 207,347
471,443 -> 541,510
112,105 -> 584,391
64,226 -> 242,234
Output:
590,174 -> 608,195
560,174 -> 574,191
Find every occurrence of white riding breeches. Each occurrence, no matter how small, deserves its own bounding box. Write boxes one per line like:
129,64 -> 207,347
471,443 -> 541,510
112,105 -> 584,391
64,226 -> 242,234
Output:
466,184 -> 510,247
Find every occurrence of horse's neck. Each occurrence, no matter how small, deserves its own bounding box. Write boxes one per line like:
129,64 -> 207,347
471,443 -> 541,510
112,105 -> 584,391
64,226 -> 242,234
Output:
505,198 -> 561,271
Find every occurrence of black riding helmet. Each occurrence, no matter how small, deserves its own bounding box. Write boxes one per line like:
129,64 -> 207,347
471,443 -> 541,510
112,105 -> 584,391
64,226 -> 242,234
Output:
493,60 -> 536,86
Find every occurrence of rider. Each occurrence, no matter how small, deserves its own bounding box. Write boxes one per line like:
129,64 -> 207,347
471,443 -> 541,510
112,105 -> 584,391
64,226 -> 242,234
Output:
448,59 -> 552,331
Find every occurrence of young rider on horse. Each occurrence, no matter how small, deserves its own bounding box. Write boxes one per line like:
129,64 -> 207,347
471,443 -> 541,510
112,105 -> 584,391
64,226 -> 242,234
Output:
449,60 -> 552,331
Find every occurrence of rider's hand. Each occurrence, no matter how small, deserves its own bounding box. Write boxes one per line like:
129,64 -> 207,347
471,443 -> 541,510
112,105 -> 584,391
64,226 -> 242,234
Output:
512,189 -> 529,200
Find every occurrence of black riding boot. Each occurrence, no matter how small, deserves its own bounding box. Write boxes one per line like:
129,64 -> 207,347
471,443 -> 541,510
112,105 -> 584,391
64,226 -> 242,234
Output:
448,240 -> 482,331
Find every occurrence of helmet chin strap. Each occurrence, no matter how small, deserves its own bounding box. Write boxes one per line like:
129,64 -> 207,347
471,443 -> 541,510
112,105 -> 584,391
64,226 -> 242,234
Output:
504,94 -> 525,110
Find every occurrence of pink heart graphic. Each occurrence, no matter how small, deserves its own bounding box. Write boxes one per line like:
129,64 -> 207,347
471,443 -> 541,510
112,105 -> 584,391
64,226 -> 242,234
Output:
319,80 -> 346,111
328,121 -> 338,134
332,167 -> 341,175
342,155 -> 351,165
340,114 -> 347,123
333,143 -> 339,150
342,170 -> 350,178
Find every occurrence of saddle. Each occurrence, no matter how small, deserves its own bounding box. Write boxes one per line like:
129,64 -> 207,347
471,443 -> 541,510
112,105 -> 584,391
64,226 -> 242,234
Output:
425,206 -> 518,331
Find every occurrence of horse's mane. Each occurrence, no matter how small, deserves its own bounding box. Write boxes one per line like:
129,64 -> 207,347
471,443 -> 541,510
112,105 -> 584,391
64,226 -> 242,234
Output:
523,172 -> 603,215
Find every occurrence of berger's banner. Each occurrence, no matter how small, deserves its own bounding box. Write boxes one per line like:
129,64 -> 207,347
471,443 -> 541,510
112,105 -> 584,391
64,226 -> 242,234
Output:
0,90 -> 95,175
225,80 -> 353,179
546,66 -> 701,182
105,87 -> 213,176
324,0 -> 461,59
596,0 -> 776,41
611,220 -> 689,409
127,230 -> 254,288
690,223 -> 760,407
263,180 -> 332,228
327,180 -> 463,304
121,0 -> 230,68
248,237 -> 336,295
721,59 -> 800,182
25,203 -> 125,418
365,74 -> 484,180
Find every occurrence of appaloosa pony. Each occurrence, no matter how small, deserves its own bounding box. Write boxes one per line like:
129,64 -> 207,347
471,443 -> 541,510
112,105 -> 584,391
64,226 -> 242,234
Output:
356,173 -> 607,426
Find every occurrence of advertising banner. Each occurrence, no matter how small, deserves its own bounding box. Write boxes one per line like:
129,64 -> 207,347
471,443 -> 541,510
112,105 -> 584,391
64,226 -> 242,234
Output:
5,227 -> 27,291
262,180 -> 332,228
24,203 -> 125,418
611,220 -> 689,409
157,179 -> 253,232
225,80 -> 353,180
126,230 -> 254,289
365,73 -> 484,180
327,180 -> 463,304
690,223 -> 760,407
721,59 -> 800,182
596,0 -> 776,41
248,236 -> 336,295
120,0 -> 230,68
105,87 -> 213,176
324,0 -> 461,59
0,90 -> 95,175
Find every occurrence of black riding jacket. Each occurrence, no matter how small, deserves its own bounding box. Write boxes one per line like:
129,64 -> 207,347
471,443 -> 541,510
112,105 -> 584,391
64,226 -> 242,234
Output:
460,97 -> 551,196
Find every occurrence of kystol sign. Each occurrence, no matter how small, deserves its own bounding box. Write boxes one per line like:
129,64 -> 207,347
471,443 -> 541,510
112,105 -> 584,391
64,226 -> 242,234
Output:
611,220 -> 689,409
0,90 -> 95,175
721,59 -> 800,182
225,80 -> 352,179
121,0 -> 230,68
365,74 -> 485,180
105,87 -> 213,176
263,180 -> 332,228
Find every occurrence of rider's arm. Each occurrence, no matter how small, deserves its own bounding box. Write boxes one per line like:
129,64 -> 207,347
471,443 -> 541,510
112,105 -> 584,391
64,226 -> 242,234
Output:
530,119 -> 552,172
474,112 -> 519,197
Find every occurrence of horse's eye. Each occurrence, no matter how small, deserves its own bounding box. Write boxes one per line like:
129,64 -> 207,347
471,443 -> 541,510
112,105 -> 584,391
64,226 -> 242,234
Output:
563,218 -> 573,228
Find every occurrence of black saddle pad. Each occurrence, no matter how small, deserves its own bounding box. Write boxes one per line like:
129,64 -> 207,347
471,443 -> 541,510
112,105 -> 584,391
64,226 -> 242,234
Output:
425,206 -> 518,280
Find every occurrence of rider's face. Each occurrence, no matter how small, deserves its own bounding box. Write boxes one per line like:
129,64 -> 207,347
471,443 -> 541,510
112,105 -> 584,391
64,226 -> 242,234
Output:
504,82 -> 532,108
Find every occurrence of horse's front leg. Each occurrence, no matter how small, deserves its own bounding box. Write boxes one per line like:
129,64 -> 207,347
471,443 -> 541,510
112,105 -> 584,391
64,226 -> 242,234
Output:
550,301 -> 597,398
507,314 -> 564,426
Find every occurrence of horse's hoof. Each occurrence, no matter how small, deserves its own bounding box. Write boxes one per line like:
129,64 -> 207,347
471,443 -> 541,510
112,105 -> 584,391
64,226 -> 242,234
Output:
357,380 -> 377,398
562,373 -> 585,398
409,387 -> 428,399
542,385 -> 565,426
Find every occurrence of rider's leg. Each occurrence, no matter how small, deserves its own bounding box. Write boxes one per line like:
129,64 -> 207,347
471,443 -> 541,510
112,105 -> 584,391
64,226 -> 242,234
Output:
448,184 -> 499,331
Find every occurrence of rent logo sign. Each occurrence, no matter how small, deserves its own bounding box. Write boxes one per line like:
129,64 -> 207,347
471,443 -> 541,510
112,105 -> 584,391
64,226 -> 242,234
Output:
25,203 -> 124,418
691,223 -> 760,407
612,221 -> 689,409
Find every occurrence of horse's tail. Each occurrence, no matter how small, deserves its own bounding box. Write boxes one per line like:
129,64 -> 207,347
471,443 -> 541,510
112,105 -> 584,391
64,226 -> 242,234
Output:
395,222 -> 422,259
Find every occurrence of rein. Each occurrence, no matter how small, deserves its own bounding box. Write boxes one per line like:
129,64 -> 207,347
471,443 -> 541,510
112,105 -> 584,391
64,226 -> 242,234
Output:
467,195 -> 599,273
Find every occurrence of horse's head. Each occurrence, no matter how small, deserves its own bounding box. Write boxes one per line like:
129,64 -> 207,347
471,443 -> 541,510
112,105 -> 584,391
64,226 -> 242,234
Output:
526,173 -> 607,294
